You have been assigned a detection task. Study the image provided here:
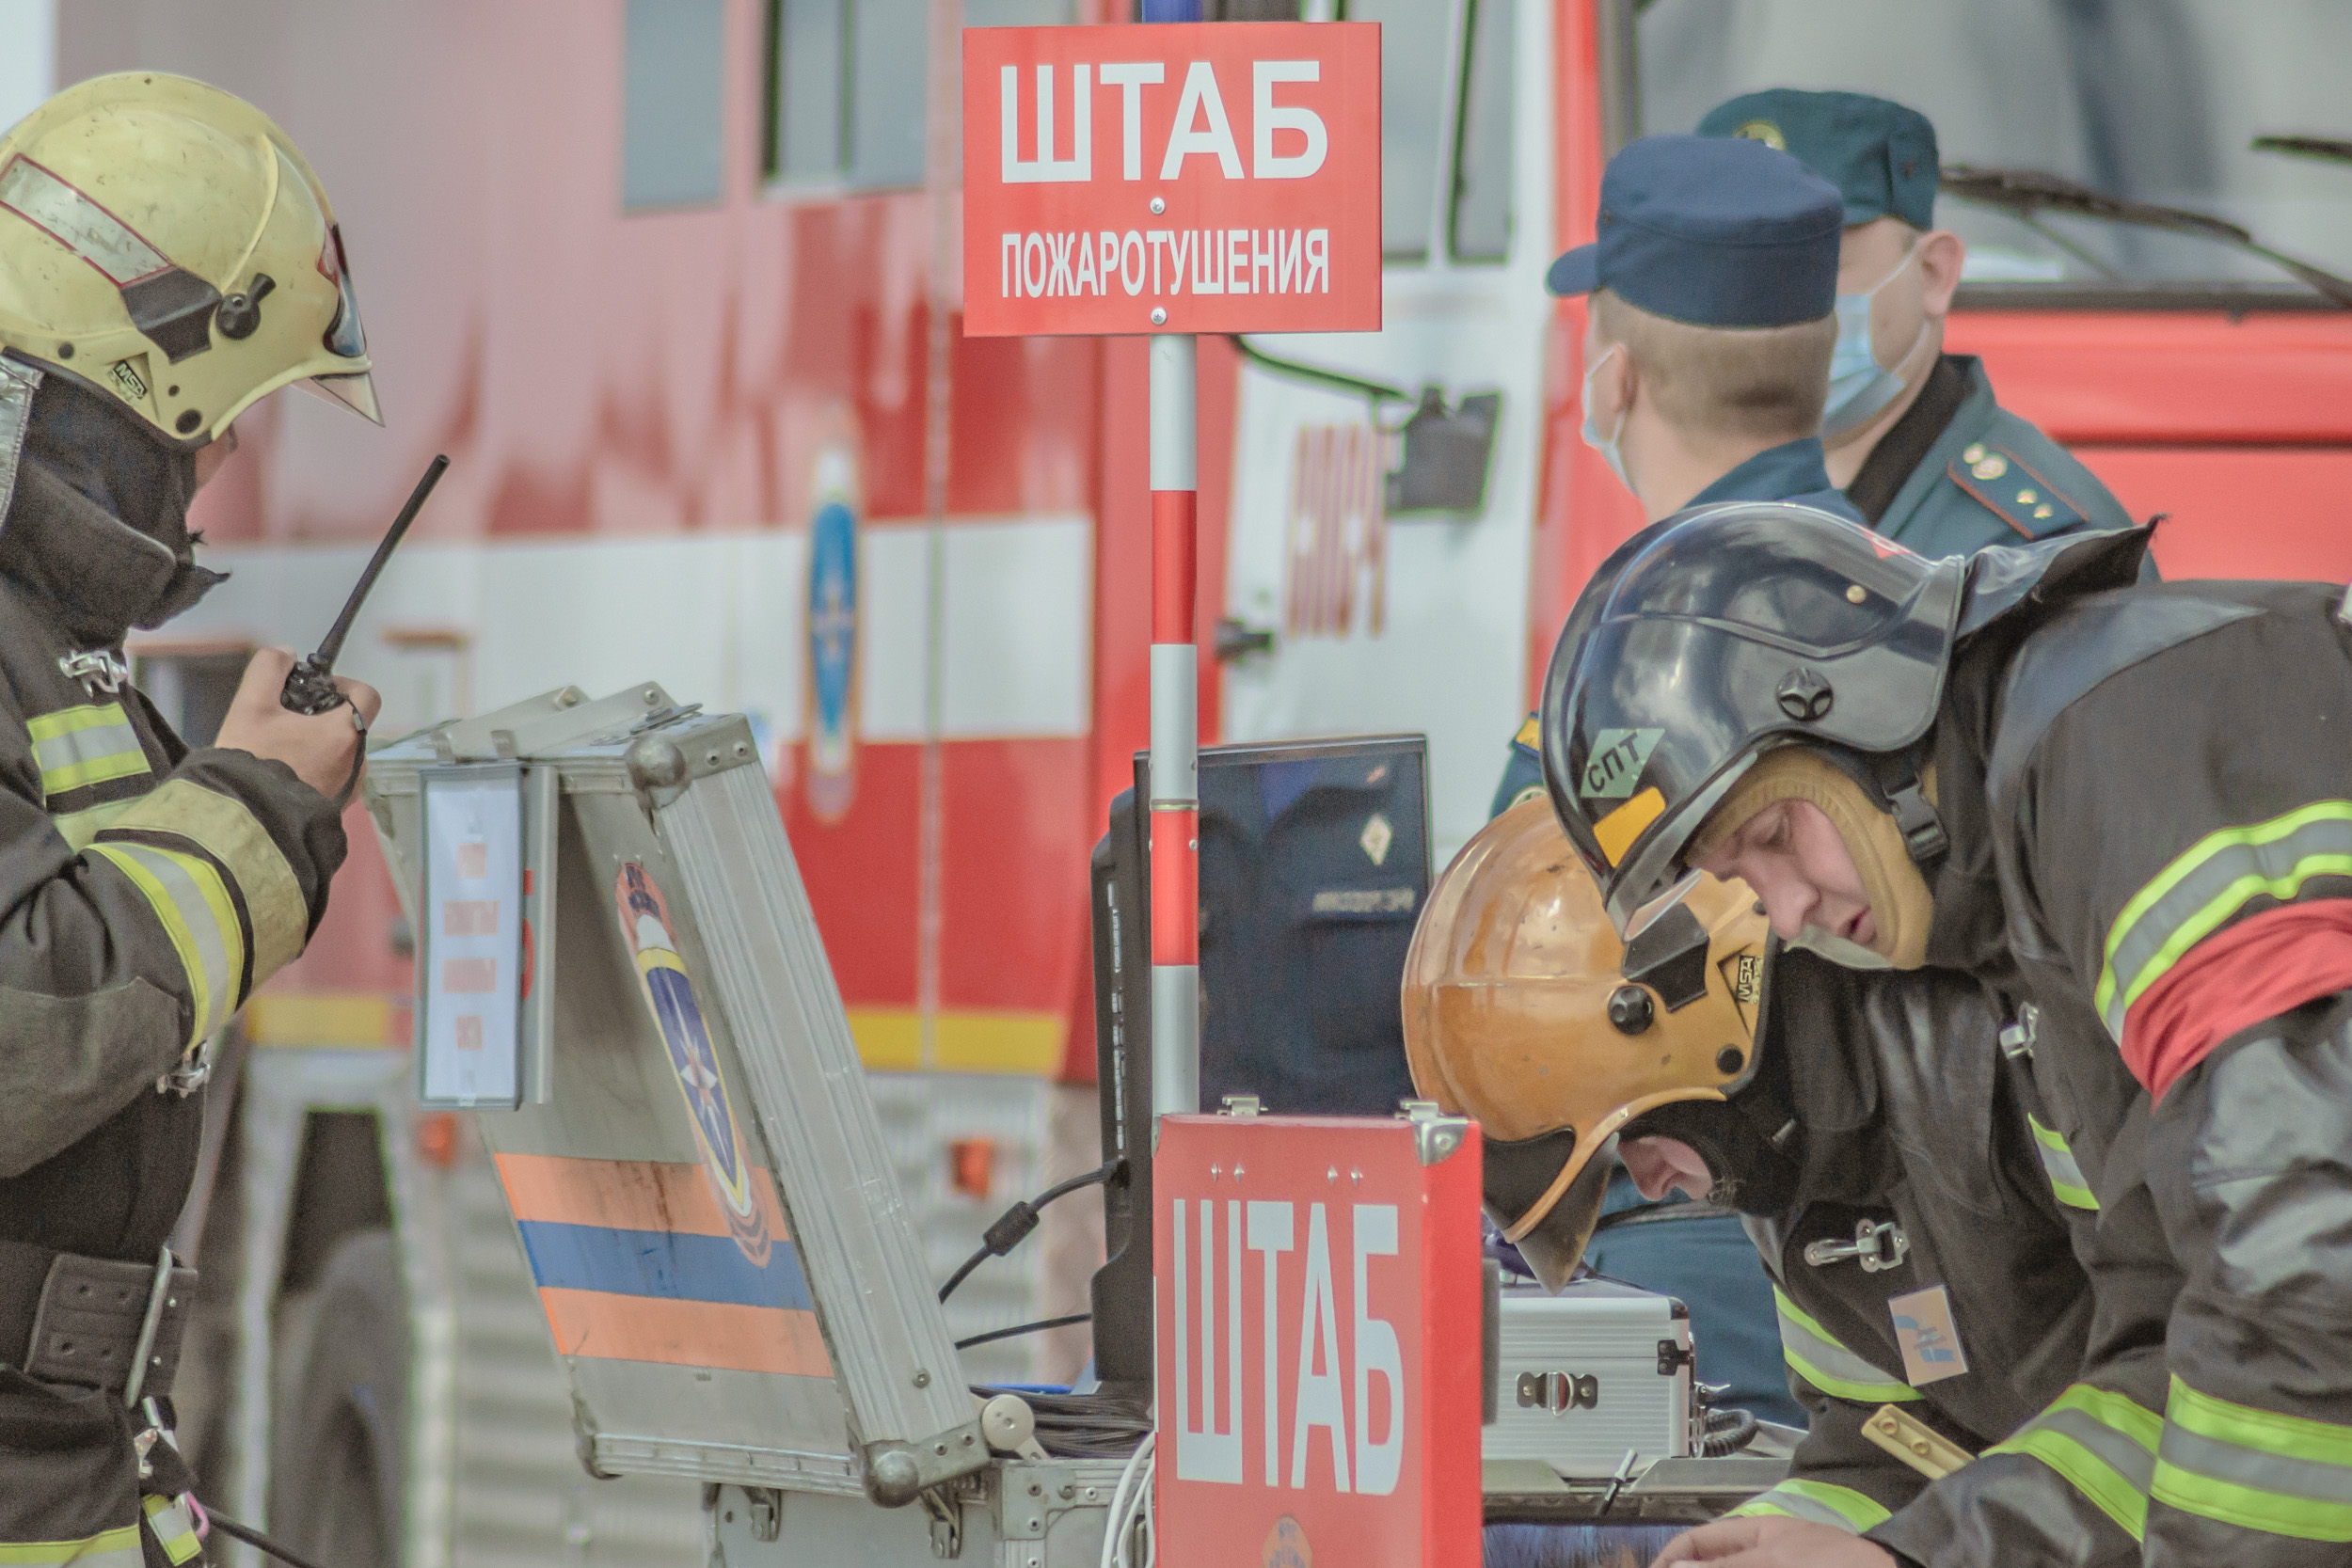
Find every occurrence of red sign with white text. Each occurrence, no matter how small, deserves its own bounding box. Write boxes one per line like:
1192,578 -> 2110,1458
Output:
1154,1115 -> 1481,1568
962,24 -> 1381,337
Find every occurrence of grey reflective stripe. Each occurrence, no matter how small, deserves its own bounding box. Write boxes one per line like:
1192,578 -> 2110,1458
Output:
0,156 -> 171,284
87,839 -> 240,1043
1773,1286 -> 1919,1403
27,703 -> 149,797
0,1524 -> 145,1568
2033,1402 -> 2158,1494
0,355 -> 38,529
2096,802 -> 2352,1037
1985,1383 -> 2159,1541
2157,1374 -> 2352,1539
2161,1421 -> 2352,1506
2028,1113 -> 2099,1210
1726,1479 -> 1889,1533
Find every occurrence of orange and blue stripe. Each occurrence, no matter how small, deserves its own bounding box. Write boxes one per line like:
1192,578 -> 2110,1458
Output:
497,1153 -> 833,1378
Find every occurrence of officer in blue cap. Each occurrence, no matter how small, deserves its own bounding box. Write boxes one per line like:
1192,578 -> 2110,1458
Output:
1487,132 -> 1863,1432
1546,132 -> 1861,528
1492,132 -> 1860,818
1697,88 -> 2136,553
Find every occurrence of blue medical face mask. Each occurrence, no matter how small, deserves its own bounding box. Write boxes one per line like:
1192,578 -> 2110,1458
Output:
1580,344 -> 1635,494
1823,242 -> 1929,440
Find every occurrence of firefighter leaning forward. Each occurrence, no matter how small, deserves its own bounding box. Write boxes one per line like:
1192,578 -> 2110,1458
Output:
1403,802 -> 2120,1567
1544,501 -> 2352,1566
0,74 -> 382,1563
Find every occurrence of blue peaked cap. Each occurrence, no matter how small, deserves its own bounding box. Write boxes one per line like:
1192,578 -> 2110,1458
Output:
1546,135 -> 1842,327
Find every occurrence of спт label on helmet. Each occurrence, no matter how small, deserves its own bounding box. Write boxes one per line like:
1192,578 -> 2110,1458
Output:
1580,727 -> 1662,800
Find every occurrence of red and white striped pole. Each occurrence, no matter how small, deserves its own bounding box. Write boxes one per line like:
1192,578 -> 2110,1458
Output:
1149,333 -> 1200,1126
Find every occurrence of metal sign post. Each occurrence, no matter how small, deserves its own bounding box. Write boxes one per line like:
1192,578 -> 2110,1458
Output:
1150,332 -> 1200,1121
963,20 -> 1382,1117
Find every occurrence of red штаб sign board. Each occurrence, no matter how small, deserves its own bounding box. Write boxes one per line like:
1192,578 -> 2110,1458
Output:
1153,1114 -> 1483,1567
962,24 -> 1380,337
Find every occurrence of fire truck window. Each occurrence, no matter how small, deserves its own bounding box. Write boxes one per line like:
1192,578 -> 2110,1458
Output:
767,0 -> 1072,192
1449,0 -> 1515,261
768,0 -> 846,183
1634,0 -> 2352,299
1348,0 -> 1454,261
850,0 -> 930,188
965,0 -> 1073,20
623,0 -> 728,210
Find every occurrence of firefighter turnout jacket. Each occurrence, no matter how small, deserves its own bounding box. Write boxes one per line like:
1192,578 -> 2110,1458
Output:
1916,534 -> 2352,1564
0,451 -> 345,1561
1720,950 -> 2140,1566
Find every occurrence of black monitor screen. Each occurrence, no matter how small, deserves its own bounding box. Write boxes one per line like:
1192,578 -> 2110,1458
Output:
1179,735 -> 1429,1117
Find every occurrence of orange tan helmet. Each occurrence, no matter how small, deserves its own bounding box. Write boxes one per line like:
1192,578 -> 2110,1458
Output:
1402,796 -> 1769,1291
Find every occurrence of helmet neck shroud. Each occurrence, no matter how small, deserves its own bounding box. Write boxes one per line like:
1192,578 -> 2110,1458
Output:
0,364 -> 222,641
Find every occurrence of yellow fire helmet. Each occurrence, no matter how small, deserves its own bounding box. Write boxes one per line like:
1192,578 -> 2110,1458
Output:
0,71 -> 379,448
1401,796 -> 1770,1291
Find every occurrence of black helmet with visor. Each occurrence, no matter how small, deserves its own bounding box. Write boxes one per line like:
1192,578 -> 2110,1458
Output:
1538,502 -> 1967,935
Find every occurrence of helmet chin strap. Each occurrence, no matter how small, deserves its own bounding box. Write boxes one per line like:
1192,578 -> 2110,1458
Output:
1883,767 -> 1947,866
1836,744 -> 1947,869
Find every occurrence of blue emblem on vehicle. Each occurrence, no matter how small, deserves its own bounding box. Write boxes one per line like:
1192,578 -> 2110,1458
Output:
805,448 -> 860,824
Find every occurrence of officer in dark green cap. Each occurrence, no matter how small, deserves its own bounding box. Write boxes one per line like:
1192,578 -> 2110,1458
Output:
1696,87 -> 2136,555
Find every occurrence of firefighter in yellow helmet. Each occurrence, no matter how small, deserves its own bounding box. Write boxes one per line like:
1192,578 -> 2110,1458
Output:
1406,800 -> 2134,1566
0,73 -> 382,1559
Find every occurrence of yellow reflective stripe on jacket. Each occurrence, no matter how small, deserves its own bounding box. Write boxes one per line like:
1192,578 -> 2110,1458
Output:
87,840 -> 244,1047
2027,1113 -> 2099,1211
1725,1478 -> 1891,1533
1986,1382 -> 2159,1542
50,797 -> 138,851
140,1497 -> 199,1568
2095,800 -> 2352,1038
2154,1374 -> 2352,1543
103,779 -> 307,981
1773,1286 -> 1921,1404
0,1524 -> 143,1567
26,702 -> 149,798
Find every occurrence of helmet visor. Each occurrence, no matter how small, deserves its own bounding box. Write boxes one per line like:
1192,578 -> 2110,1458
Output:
296,225 -> 381,425
319,225 -> 368,360
299,369 -> 382,424
1486,1126 -> 1619,1294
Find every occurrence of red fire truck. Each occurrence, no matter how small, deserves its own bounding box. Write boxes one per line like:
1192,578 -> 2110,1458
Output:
22,0 -> 2352,1562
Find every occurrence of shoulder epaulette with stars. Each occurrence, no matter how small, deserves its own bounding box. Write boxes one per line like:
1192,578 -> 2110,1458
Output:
1947,441 -> 2089,538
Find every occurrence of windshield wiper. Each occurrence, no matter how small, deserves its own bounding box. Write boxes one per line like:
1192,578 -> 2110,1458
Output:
1940,164 -> 2352,309
2251,135 -> 2352,167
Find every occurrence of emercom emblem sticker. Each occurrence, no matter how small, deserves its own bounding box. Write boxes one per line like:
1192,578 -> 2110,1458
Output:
1580,728 -> 1663,800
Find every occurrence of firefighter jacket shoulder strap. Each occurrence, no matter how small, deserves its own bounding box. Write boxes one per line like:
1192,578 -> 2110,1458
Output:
1984,586 -> 2267,815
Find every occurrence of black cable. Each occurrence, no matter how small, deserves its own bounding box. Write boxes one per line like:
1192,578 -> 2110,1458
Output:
1226,335 -> 1415,408
200,1506 -> 332,1568
972,1384 -> 1152,1459
956,1312 -> 1089,1351
1700,1405 -> 1760,1457
938,1158 -> 1121,1302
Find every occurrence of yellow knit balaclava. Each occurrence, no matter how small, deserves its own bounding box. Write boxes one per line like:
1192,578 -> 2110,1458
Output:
1690,748 -> 1934,969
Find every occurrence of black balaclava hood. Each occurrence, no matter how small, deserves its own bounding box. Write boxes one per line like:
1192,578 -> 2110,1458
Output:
1624,1004 -> 1807,1217
1,365 -> 226,642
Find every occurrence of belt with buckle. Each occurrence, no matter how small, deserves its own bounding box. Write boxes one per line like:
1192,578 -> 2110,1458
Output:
0,1238 -> 195,1399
